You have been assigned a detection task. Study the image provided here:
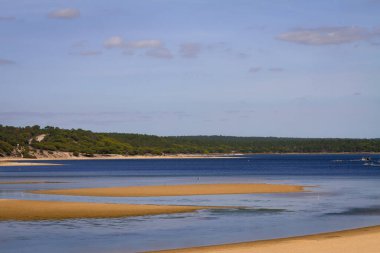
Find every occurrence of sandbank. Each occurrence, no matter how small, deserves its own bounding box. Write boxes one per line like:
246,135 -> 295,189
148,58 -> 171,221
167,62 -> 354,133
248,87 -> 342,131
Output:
150,225 -> 380,253
31,183 -> 304,197
0,199 -> 211,221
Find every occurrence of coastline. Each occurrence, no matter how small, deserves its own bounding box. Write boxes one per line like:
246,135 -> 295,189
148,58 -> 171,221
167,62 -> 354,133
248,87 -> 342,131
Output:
0,152 -> 378,162
0,154 -> 241,162
149,225 -> 380,253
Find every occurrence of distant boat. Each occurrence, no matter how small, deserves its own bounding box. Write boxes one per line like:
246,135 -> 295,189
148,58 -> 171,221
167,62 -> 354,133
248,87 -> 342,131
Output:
361,157 -> 372,162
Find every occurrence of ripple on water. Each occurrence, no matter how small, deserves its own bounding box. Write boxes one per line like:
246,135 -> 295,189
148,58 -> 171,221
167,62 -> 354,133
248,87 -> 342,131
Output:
205,207 -> 288,216
326,206 -> 380,216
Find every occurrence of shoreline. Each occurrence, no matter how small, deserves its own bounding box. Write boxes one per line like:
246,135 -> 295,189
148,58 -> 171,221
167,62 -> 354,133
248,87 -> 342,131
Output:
0,199 -> 214,221
30,183 -> 305,197
0,152 -> 378,162
0,161 -> 62,166
0,154 -> 241,161
149,225 -> 380,253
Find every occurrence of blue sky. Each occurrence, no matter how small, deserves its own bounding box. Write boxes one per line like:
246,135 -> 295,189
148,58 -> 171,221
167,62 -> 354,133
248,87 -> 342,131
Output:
1,0 -> 379,137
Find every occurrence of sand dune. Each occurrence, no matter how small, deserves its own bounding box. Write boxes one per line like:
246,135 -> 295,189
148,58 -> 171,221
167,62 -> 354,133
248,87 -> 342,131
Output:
31,183 -> 304,197
0,199 -> 211,221
150,225 -> 380,253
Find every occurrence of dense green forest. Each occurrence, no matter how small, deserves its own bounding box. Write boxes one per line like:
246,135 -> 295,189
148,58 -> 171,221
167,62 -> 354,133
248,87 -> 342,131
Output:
0,125 -> 379,158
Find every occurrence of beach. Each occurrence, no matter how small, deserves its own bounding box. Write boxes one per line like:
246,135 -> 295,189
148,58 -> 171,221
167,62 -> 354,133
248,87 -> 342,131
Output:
0,154 -> 239,162
150,225 -> 380,253
0,161 -> 61,166
30,183 -> 305,197
1,153 -> 378,162
0,199 -> 212,221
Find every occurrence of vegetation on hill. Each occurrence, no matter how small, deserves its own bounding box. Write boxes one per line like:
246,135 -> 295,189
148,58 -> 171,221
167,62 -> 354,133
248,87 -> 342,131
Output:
0,125 -> 379,158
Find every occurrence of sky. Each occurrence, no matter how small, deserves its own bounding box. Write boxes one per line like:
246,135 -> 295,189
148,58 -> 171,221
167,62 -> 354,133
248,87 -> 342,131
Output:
0,0 -> 379,138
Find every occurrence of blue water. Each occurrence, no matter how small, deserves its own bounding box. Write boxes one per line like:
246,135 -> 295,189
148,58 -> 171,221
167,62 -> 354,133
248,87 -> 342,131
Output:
1,154 -> 380,253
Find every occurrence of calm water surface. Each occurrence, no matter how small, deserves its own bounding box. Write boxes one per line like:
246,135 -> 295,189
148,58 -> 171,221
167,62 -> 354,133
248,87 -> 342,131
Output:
1,154 -> 380,253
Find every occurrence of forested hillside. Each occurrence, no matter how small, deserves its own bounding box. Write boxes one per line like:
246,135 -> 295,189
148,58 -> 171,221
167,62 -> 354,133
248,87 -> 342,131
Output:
0,125 -> 379,158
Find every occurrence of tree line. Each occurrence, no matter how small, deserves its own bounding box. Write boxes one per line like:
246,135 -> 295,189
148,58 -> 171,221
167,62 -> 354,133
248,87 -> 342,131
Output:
0,125 -> 379,157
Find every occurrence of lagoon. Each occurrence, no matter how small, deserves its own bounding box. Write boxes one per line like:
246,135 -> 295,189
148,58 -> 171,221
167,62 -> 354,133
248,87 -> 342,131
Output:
1,154 -> 380,253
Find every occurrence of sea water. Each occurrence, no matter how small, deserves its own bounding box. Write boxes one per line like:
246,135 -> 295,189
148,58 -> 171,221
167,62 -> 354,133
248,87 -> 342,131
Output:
1,154 -> 380,253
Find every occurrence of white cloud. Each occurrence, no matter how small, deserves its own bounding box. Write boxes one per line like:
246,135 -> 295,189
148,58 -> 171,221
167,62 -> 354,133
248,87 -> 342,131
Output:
104,37 -> 163,50
48,8 -> 80,19
104,36 -> 126,48
104,36 -> 172,59
276,26 -> 376,45
146,48 -> 173,59
180,43 -> 202,58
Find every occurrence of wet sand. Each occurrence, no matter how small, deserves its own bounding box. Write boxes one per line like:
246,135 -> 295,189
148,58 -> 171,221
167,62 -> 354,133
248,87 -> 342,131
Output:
31,183 -> 305,197
0,199 -> 211,221
150,225 -> 380,253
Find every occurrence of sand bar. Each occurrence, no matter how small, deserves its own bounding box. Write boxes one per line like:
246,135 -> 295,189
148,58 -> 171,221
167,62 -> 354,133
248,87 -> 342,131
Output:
0,199 -> 211,221
31,183 -> 304,197
0,161 -> 61,166
149,225 -> 380,253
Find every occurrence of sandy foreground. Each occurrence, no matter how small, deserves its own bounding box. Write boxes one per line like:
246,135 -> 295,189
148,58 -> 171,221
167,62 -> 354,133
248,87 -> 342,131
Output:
0,161 -> 61,166
31,183 -> 305,197
149,225 -> 380,253
0,199 -> 212,220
